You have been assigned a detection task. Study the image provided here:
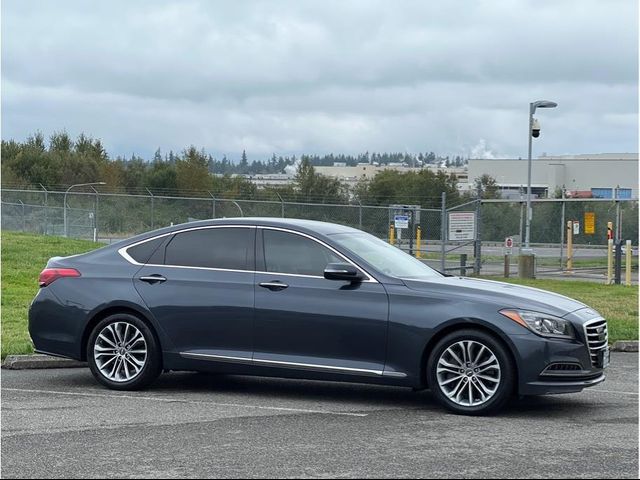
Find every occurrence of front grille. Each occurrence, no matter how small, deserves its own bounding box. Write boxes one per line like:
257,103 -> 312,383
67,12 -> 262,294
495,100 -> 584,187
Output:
584,318 -> 608,367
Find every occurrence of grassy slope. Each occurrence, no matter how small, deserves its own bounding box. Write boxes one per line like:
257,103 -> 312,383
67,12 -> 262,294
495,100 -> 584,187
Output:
1,232 -> 637,358
1,232 -> 101,358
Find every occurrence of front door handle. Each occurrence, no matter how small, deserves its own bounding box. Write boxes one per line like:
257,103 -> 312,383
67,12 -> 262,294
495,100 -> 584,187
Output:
259,281 -> 289,291
139,275 -> 167,284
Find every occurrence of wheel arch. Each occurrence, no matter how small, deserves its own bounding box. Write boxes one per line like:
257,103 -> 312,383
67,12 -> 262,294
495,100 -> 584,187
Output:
81,304 -> 163,364
419,319 -> 520,389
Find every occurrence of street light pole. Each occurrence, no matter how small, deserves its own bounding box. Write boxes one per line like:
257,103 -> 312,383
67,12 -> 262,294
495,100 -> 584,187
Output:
524,100 -> 557,249
64,182 -> 106,237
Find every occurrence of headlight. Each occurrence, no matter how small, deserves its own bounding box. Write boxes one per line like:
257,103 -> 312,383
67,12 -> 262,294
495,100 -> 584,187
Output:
500,309 -> 575,339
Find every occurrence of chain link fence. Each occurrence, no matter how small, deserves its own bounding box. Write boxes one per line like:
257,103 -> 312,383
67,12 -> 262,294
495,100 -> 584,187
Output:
2,188 -> 637,280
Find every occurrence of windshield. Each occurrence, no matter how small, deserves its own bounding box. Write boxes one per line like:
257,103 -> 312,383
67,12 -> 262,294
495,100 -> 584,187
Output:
330,232 -> 442,280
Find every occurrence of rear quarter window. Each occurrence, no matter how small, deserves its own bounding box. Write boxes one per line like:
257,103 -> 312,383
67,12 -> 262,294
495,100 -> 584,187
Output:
126,237 -> 166,264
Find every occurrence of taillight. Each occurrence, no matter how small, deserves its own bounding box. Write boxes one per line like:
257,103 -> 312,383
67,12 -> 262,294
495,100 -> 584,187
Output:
38,268 -> 81,287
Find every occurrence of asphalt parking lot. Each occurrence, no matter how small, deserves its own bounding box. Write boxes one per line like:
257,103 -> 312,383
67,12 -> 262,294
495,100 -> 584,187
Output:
2,353 -> 638,478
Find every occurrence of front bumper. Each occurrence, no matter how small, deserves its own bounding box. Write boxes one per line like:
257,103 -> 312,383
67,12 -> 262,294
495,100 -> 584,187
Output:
510,331 -> 607,396
522,372 -> 606,395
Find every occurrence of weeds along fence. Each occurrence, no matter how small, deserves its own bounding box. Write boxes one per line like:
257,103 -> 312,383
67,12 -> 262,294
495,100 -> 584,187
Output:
1,187 -> 637,278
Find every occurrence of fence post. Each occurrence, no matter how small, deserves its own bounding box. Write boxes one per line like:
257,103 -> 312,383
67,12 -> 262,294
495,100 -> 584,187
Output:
39,184 -> 48,235
146,188 -> 155,228
519,199 -> 525,255
90,186 -> 99,242
566,221 -> 573,272
276,192 -> 285,218
19,200 -> 26,231
559,190 -> 565,268
606,238 -> 614,285
358,201 -> 363,230
626,240 -> 632,286
440,192 -> 446,273
615,197 -> 621,242
474,186 -> 482,275
207,191 -> 216,219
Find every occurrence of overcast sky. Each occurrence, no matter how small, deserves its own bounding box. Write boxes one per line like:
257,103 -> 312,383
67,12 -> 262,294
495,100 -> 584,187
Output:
2,0 -> 638,161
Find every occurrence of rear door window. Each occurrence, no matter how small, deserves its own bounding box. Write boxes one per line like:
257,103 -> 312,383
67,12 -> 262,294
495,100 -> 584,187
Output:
164,227 -> 254,270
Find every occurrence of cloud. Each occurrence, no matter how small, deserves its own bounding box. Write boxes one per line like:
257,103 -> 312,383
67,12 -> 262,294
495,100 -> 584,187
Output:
2,0 -> 638,159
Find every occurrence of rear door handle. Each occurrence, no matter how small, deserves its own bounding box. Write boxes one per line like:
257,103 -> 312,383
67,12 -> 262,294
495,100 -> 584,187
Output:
259,281 -> 289,291
139,275 -> 167,284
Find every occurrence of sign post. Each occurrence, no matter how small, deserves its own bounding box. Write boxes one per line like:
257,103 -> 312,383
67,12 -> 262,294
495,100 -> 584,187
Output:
504,237 -> 513,278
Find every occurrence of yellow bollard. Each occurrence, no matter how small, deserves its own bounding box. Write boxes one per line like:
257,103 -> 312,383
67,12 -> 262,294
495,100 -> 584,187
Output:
415,226 -> 422,258
626,240 -> 632,286
389,223 -> 395,245
566,221 -> 573,272
607,238 -> 613,285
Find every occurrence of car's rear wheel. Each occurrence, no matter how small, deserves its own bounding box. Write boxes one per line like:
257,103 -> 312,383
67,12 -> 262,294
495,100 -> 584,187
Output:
87,313 -> 162,390
427,329 -> 515,415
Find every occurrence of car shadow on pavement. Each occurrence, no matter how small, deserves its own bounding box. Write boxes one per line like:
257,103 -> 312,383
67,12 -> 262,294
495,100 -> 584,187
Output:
156,371 -> 604,418
54,369 -> 606,418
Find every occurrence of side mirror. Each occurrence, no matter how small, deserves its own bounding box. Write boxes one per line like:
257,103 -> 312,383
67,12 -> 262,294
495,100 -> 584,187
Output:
324,263 -> 364,282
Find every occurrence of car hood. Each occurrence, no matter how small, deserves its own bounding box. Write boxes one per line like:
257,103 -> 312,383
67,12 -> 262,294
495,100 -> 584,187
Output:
402,276 -> 587,317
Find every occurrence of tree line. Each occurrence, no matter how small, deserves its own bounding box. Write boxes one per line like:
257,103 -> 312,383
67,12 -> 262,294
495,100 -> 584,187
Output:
1,131 -> 471,208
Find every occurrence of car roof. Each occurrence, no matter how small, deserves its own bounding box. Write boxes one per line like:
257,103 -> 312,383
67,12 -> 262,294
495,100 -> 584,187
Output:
109,217 -> 363,249
182,217 -> 361,235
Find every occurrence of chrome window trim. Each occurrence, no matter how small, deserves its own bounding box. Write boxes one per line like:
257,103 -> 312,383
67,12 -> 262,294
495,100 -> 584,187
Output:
118,224 -> 257,268
259,226 -> 378,283
118,223 -> 379,283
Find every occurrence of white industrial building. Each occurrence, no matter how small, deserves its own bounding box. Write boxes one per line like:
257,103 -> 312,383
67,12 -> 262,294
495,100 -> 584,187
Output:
467,153 -> 638,199
314,164 -> 468,189
239,153 -> 638,200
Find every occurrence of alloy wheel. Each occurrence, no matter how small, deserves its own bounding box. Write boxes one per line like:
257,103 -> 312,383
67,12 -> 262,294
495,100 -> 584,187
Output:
436,340 -> 501,407
94,321 -> 148,382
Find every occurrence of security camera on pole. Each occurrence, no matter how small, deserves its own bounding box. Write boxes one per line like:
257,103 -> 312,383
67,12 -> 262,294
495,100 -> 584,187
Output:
519,100 -> 557,279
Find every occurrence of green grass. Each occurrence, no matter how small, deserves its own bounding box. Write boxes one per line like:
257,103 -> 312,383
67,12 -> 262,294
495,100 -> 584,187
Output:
485,277 -> 638,343
1,232 -> 101,358
1,232 -> 637,359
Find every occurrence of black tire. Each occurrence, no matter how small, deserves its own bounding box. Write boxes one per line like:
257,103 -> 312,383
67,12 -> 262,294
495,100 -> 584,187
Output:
427,329 -> 515,416
87,313 -> 162,391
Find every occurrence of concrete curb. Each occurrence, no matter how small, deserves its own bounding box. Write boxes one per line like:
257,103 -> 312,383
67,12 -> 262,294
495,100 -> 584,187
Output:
2,354 -> 86,370
611,341 -> 639,353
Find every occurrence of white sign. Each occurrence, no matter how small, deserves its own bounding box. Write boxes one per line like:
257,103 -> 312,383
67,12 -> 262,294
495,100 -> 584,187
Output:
394,215 -> 409,229
448,212 -> 476,241
573,221 -> 580,235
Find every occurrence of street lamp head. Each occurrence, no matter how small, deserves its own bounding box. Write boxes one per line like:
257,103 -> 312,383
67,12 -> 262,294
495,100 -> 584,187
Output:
531,100 -> 558,113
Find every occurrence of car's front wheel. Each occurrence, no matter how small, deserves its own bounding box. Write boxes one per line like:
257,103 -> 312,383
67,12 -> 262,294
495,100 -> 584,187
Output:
427,329 -> 515,415
87,313 -> 162,390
